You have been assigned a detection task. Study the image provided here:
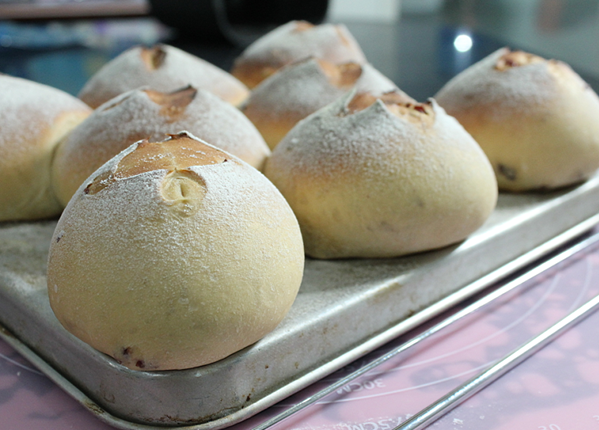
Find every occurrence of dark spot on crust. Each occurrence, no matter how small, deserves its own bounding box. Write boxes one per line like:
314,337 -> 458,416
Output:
265,365 -> 269,369
498,163 -> 517,181
122,347 -> 132,356
246,394 -> 251,402
136,360 -> 145,369
412,104 -> 429,115
55,233 -> 63,243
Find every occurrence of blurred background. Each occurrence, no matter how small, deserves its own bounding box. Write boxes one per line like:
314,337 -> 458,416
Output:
0,0 -> 598,100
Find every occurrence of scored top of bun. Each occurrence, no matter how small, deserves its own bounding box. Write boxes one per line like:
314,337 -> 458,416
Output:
242,58 -> 401,149
48,132 -> 304,370
264,91 -> 498,259
232,21 -> 367,89
0,75 -> 91,222
435,47 -> 599,191
435,48 -> 560,119
53,85 -> 270,207
78,44 -> 250,108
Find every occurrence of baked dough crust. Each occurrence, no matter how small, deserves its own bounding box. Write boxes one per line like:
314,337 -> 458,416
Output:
232,21 -> 366,89
0,75 -> 91,222
435,48 -> 599,191
242,58 -> 400,149
47,133 -> 304,370
53,86 -> 270,206
79,44 -> 249,108
264,92 -> 498,259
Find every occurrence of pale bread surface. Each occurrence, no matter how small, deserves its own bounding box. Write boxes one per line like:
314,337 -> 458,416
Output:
53,86 -> 270,206
0,75 -> 91,222
78,44 -> 249,108
47,134 -> 304,370
232,21 -> 366,89
435,48 -> 599,191
264,94 -> 498,259
242,58 -> 400,149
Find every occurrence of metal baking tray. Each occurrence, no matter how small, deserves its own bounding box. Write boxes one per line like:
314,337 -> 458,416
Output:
2,174 -> 599,430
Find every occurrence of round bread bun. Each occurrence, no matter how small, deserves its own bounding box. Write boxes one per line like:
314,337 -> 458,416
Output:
231,21 -> 366,89
242,57 -> 401,149
47,132 -> 304,371
435,48 -> 599,191
53,85 -> 270,207
264,91 -> 498,259
0,75 -> 91,222
78,44 -> 249,109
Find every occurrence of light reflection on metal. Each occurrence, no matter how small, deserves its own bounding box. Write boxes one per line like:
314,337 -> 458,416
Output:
454,34 -> 473,52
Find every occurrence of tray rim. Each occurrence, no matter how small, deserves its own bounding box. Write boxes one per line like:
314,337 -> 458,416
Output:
1,213 -> 598,430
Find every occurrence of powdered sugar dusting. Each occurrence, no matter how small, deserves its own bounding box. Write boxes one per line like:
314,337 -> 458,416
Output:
0,75 -> 90,220
0,75 -> 90,155
243,59 -> 399,121
435,48 -> 559,119
237,21 -> 366,67
268,94 -> 430,179
243,59 -> 351,121
355,63 -> 401,94
49,136 -> 303,368
78,44 -> 249,108
58,136 -> 298,281
269,93 -> 492,193
265,92 -> 497,258
53,87 -> 269,204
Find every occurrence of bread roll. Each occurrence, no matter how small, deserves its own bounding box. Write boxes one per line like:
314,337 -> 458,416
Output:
78,44 -> 249,108
435,48 -> 599,191
264,92 -> 498,259
53,85 -> 270,206
47,132 -> 304,371
0,75 -> 91,222
232,21 -> 366,89
242,58 -> 401,149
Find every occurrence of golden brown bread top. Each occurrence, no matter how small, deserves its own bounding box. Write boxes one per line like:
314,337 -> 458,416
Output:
79,44 -> 250,108
494,49 -> 545,71
48,129 -> 304,370
344,91 -> 434,126
231,21 -> 366,88
140,46 -> 167,70
142,86 -> 197,121
84,133 -> 229,196
317,59 -> 363,88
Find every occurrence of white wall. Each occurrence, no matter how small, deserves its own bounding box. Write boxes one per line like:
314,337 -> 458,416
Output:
327,0 -> 402,22
327,0 -> 444,23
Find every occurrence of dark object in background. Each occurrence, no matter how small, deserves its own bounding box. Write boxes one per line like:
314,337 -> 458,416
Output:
148,0 -> 329,47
